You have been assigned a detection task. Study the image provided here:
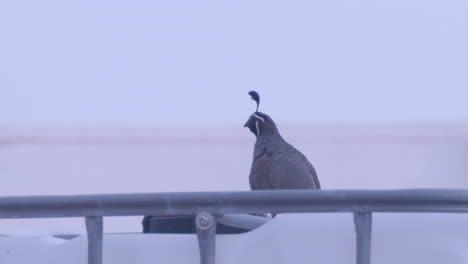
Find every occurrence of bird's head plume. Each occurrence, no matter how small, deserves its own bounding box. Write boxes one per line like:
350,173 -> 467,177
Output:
244,91 -> 279,138
248,90 -> 260,112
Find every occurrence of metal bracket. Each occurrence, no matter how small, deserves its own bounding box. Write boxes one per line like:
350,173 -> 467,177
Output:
195,212 -> 217,264
353,212 -> 372,264
85,216 -> 103,264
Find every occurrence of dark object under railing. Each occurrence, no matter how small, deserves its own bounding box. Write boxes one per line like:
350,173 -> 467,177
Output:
142,214 -> 268,234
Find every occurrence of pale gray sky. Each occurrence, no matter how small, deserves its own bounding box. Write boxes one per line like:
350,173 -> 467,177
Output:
1,0 -> 467,125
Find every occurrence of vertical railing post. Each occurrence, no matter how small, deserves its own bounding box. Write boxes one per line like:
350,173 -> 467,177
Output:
353,212 -> 372,264
195,212 -> 217,264
85,216 -> 103,264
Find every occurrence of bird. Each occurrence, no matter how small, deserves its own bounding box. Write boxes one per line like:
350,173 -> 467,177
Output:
244,91 -> 321,193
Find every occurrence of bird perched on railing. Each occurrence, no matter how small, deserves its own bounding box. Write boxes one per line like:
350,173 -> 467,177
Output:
244,91 -> 321,195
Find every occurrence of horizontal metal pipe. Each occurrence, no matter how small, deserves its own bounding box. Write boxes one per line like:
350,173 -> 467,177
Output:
1,189 -> 468,219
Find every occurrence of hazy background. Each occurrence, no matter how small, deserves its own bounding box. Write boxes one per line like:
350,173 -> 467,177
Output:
1,0 -> 467,125
1,0 -> 468,234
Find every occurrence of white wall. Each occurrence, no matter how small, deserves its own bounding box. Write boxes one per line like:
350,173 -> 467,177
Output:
0,122 -> 467,234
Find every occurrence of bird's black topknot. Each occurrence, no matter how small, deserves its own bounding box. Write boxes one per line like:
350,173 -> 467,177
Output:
248,90 -> 260,112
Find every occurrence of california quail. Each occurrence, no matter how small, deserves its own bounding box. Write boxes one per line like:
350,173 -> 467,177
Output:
244,91 -> 321,192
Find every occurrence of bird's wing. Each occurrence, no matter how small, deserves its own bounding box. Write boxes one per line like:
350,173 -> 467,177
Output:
296,151 -> 321,189
267,147 -> 320,190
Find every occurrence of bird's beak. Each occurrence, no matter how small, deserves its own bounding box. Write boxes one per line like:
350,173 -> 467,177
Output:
244,118 -> 252,128
244,114 -> 258,128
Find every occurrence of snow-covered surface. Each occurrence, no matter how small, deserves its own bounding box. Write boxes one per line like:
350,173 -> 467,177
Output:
1,213 -> 467,264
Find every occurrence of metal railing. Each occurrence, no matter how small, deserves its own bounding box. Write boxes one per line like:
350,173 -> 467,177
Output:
1,189 -> 468,264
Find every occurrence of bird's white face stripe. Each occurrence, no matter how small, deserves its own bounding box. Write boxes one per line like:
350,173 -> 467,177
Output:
255,120 -> 260,136
252,113 -> 265,122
